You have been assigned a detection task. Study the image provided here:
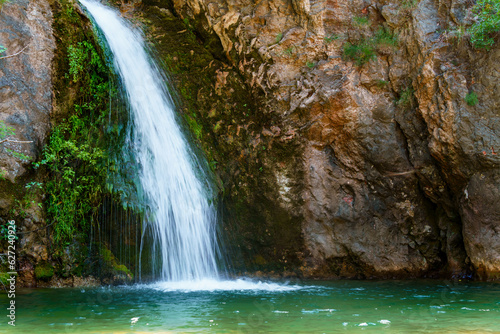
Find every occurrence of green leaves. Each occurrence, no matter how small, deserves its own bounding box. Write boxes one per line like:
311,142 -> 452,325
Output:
0,120 -> 15,140
343,41 -> 376,66
40,40 -> 111,245
468,0 -> 500,49
465,91 -> 479,106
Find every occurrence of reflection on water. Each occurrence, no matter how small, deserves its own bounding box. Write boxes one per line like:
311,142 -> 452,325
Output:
2,280 -> 500,333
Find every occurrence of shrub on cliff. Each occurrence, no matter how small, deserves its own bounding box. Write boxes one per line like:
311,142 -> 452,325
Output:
469,0 -> 500,49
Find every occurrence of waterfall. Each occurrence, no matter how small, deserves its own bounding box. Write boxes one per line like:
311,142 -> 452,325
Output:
79,0 -> 220,281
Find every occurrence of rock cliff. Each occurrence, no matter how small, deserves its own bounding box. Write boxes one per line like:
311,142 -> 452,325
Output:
141,0 -> 499,279
0,0 -> 498,284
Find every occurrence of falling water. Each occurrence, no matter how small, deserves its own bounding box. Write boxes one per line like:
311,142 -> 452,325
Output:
79,0 -> 220,281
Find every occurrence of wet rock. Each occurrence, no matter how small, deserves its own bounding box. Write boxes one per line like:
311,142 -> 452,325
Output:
163,0 -> 499,279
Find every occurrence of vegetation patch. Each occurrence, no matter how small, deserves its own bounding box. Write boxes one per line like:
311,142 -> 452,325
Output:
343,26 -> 398,66
468,0 -> 500,49
396,87 -> 416,110
343,41 -> 376,65
353,16 -> 371,28
37,39 -> 111,246
35,262 -> 55,281
465,91 -> 479,106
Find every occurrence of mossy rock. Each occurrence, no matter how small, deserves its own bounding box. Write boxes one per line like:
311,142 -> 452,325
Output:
115,264 -> 133,280
99,246 -> 133,281
35,262 -> 54,281
0,272 -> 12,285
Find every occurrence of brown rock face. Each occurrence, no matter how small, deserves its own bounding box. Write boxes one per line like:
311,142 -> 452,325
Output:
0,0 -> 54,284
159,0 -> 499,279
0,0 -> 54,182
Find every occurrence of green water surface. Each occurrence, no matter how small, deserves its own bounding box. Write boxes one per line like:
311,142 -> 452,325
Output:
1,279 -> 499,333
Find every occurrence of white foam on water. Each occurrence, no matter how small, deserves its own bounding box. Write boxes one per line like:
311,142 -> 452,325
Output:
145,278 -> 305,292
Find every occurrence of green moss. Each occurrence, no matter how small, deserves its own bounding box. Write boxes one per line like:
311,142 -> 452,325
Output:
35,262 -> 54,281
99,246 -> 133,280
185,113 -> 203,140
115,264 -> 133,279
0,272 -> 11,285
353,16 -> 371,28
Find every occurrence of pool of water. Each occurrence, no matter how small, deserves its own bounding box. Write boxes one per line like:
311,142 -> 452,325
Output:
2,279 -> 500,333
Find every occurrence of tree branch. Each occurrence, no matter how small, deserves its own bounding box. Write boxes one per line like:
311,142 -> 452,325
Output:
0,138 -> 33,144
0,44 -> 29,60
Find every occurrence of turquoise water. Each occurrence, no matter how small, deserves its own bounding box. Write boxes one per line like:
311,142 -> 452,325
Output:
2,279 -> 500,333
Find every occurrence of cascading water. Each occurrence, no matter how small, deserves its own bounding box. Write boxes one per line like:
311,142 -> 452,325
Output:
79,0 -> 220,281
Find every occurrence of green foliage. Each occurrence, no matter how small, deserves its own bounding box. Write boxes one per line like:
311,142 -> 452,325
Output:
353,16 -> 371,27
377,80 -> 389,88
275,32 -> 283,44
401,0 -> 419,9
396,87 -> 416,110
34,262 -> 54,281
185,113 -> 203,140
375,27 -> 398,47
0,223 -> 17,241
68,41 -> 104,84
0,45 -> 6,54
38,41 -> 111,245
343,26 -> 398,66
283,46 -> 295,56
465,91 -> 479,106
468,0 -> 500,49
0,272 -> 12,285
0,0 -> 10,9
0,120 -> 15,140
1,121 -> 31,161
10,182 -> 43,218
306,61 -> 316,69
324,34 -> 340,44
343,41 -> 376,65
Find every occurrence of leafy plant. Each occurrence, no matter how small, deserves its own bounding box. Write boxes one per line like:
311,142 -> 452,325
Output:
283,46 -> 295,56
396,87 -> 416,110
275,32 -> 283,44
10,182 -> 43,218
324,34 -> 340,44
401,0 -> 419,9
465,91 -> 478,106
38,40 -> 112,245
1,121 -> 32,161
375,27 -> 398,47
377,80 -> 389,88
353,16 -> 371,27
0,45 -> 6,54
306,61 -> 316,69
0,121 -> 14,140
0,0 -> 10,9
343,41 -> 376,65
468,0 -> 500,49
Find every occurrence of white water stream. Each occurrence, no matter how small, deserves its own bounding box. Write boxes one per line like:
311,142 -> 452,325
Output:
79,0 -> 220,282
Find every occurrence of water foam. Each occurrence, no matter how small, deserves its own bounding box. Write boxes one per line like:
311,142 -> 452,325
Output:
134,278 -> 304,292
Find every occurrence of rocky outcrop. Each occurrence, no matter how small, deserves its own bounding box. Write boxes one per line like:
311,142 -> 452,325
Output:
0,0 -> 54,185
0,0 -> 55,286
144,0 -> 499,279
